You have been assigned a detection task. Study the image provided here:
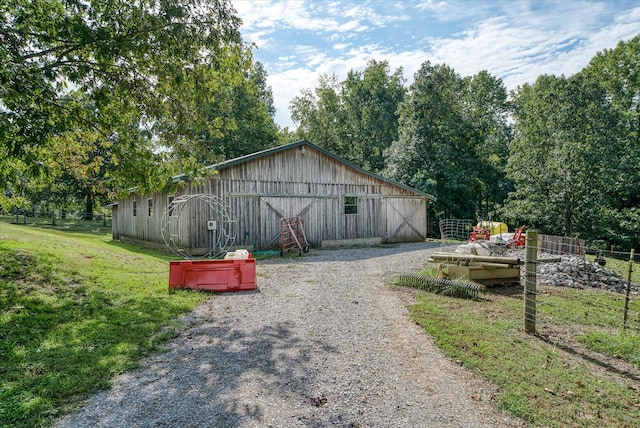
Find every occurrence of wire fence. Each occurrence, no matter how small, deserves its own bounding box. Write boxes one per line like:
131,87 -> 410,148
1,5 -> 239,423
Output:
438,218 -> 474,243
523,233 -> 639,340
3,210 -> 112,227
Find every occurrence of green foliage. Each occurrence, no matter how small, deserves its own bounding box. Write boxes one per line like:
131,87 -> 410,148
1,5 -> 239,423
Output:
340,60 -> 406,172
385,63 -> 511,220
462,71 -> 514,219
288,36 -> 640,246
500,36 -> 640,248
1,0 -> 279,213
2,0 -> 242,154
206,60 -> 279,160
290,60 -> 405,173
156,53 -> 280,169
502,58 -> 631,243
0,222 -> 208,427
582,35 -> 640,249
290,74 -> 349,157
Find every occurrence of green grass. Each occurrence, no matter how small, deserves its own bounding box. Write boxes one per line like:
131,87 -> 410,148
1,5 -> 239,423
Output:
0,220 -> 209,427
408,263 -> 640,427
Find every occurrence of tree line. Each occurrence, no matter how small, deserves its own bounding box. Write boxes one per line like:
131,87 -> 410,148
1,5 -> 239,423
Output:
290,38 -> 640,251
1,1 -> 638,250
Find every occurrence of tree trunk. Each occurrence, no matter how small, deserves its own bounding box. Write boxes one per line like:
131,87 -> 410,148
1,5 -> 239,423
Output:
85,190 -> 94,220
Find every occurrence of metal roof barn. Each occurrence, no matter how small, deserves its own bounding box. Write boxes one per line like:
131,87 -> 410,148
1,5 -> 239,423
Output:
111,140 -> 436,255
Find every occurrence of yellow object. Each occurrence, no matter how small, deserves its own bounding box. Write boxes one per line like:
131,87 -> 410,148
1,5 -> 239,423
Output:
476,221 -> 508,236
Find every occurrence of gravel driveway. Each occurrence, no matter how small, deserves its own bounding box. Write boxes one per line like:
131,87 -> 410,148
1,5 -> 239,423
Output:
55,242 -> 522,427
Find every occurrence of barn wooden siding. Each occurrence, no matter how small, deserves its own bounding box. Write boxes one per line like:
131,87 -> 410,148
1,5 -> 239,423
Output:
112,142 -> 434,251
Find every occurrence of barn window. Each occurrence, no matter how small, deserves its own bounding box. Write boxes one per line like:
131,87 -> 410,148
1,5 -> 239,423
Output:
133,201 -> 137,217
344,196 -> 358,215
148,199 -> 154,217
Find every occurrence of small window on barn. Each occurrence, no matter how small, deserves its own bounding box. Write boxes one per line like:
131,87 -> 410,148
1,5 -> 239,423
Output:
168,195 -> 175,216
148,199 -> 153,217
132,201 -> 137,217
344,196 -> 358,215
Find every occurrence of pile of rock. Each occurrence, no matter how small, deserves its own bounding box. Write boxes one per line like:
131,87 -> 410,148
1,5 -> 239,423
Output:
538,255 -> 636,292
508,250 -> 638,293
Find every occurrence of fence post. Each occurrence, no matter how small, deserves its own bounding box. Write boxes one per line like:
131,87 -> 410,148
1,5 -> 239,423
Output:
524,230 -> 538,334
623,248 -> 635,329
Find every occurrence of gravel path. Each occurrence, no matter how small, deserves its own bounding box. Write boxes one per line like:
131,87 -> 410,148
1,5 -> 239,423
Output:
55,242 -> 522,427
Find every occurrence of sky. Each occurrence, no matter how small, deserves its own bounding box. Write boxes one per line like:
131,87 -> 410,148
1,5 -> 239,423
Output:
231,0 -> 640,130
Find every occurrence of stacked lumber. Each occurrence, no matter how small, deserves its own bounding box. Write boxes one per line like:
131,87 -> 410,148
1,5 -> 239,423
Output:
428,252 -> 521,285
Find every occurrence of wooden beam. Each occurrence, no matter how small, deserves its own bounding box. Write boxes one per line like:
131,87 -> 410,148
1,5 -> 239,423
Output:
430,252 -> 522,266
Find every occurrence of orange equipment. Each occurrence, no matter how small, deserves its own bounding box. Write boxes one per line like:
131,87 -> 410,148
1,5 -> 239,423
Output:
468,226 -> 490,243
509,225 -> 526,248
169,256 -> 256,292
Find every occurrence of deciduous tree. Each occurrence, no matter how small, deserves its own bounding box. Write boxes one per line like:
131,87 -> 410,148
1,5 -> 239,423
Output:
341,60 -> 405,172
503,74 -> 621,238
0,0 -> 248,191
386,62 -> 509,220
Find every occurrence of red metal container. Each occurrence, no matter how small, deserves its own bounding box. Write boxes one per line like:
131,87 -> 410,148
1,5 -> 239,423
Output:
169,257 -> 257,292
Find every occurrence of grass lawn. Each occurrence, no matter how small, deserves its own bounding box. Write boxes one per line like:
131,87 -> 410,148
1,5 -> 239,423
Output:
408,261 -> 640,427
0,219 -> 210,427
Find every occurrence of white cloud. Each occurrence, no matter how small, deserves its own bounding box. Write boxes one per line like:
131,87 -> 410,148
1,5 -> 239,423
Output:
421,4 -> 640,91
338,20 -> 368,32
341,4 -> 410,26
268,67 -> 318,129
233,0 -> 640,128
415,0 -> 448,13
332,43 -> 350,51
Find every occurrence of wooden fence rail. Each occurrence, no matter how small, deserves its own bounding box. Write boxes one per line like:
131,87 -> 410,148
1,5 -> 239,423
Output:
538,234 -> 585,256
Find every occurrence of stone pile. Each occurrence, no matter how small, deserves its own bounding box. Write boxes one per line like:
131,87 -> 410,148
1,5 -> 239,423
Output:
507,250 -> 638,293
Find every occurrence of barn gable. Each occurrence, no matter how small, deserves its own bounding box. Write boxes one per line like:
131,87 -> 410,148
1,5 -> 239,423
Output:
112,140 -> 436,253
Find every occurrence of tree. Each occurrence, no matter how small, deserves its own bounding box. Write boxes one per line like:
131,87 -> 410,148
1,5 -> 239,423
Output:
581,35 -> 640,248
503,74 -> 621,238
46,124 -> 119,220
340,60 -> 405,172
209,60 -> 279,161
290,74 -> 347,156
0,0 -> 247,190
290,61 -> 405,172
386,62 -> 503,220
157,56 -> 279,166
460,71 -> 513,219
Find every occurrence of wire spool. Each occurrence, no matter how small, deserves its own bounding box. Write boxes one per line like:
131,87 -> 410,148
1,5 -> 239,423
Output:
161,194 -> 237,259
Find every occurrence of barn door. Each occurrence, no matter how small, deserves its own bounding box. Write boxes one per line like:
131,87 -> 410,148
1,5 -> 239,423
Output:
385,198 -> 427,243
258,197 -> 319,250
